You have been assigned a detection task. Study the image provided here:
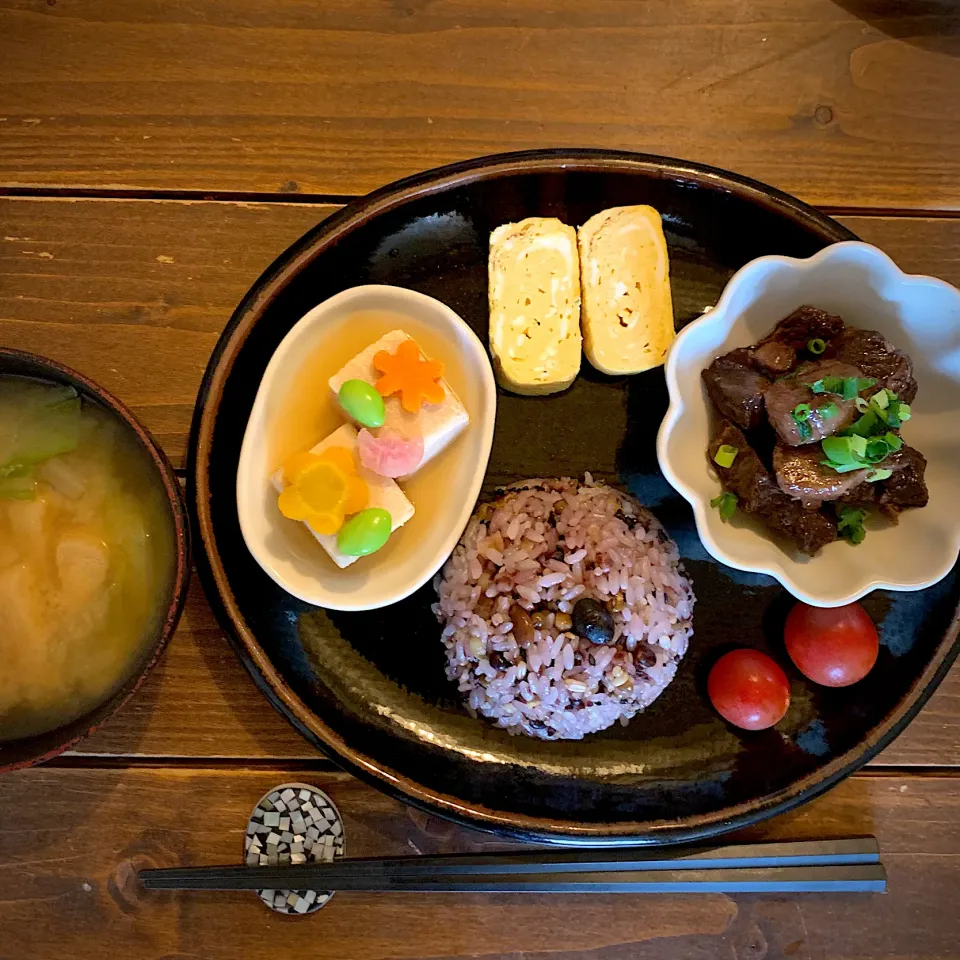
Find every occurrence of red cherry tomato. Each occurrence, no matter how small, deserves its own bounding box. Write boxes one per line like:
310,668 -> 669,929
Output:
707,649 -> 791,731
784,601 -> 879,687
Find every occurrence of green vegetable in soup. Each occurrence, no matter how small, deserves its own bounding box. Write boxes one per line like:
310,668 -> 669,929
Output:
0,474 -> 38,500
0,381 -> 81,475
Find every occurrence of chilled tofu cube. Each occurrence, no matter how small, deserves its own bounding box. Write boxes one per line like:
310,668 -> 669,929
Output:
328,330 -> 469,473
272,423 -> 414,568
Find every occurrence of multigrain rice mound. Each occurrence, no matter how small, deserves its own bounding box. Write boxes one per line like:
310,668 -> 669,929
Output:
433,477 -> 695,740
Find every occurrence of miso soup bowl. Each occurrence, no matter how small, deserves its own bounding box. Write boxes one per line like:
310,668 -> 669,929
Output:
0,349 -> 190,771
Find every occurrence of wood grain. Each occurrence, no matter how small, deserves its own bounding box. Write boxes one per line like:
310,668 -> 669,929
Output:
3,197 -> 960,765
1,1 -> 959,208
70,577 -> 315,761
3,197 -> 960,468
71,578 -> 960,766
0,198 -> 334,462
3,766 -> 959,960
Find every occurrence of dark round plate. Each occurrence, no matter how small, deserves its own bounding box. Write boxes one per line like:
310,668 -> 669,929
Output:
189,150 -> 960,843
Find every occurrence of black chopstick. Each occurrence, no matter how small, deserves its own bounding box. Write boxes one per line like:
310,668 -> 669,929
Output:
139,864 -> 886,894
139,838 -> 885,893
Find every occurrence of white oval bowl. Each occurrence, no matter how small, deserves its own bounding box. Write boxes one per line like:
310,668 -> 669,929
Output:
657,241 -> 960,607
237,285 -> 496,611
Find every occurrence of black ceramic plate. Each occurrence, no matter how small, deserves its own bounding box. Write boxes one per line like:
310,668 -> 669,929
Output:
190,150 -> 960,843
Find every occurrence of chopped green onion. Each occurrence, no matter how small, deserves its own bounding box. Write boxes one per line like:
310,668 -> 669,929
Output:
807,338 -> 827,355
864,437 -> 891,463
898,402 -> 911,422
871,388 -> 891,411
808,375 -> 877,400
713,444 -> 739,468
822,435 -> 866,466
837,505 -> 868,545
843,410 -> 882,439
821,460 -> 870,474
841,378 -> 859,401
793,403 -> 812,422
840,376 -> 878,400
855,397 -> 870,413
819,401 -> 839,420
847,524 -> 866,545
809,376 -> 843,395
796,418 -> 813,441
711,491 -> 738,521
884,432 -> 903,452
866,468 -> 893,483
821,434 -> 881,474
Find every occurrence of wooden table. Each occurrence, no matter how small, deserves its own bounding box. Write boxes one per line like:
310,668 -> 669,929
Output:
2,2 -> 960,957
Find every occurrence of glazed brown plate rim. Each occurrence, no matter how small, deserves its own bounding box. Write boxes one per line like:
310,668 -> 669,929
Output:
0,347 -> 191,771
189,149 -> 960,842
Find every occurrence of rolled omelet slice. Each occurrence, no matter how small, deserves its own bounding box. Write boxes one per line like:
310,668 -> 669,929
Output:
578,205 -> 674,375
488,218 -> 582,395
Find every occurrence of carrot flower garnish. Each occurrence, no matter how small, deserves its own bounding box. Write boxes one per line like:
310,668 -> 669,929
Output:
373,339 -> 445,413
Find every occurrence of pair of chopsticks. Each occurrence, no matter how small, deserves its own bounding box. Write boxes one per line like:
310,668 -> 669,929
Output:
139,837 -> 885,894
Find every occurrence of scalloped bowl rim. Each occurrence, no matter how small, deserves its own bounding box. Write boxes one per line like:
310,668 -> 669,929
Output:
657,241 -> 960,607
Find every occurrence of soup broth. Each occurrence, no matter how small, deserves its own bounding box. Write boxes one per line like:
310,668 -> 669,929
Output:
0,376 -> 176,740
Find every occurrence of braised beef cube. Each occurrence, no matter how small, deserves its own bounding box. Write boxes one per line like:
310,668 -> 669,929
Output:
702,349 -> 770,430
762,306 -> 844,349
880,445 -> 928,508
839,445 -> 927,510
773,444 -> 870,506
838,481 -> 880,505
763,360 -> 860,445
749,340 -> 797,377
829,327 -> 917,403
709,421 -> 838,555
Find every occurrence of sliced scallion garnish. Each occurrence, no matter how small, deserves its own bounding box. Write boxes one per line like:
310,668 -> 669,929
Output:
807,337 -> 827,355
864,437 -> 891,463
710,491 -> 738,521
793,403 -> 812,422
809,375 -> 843,395
808,375 -> 877,400
843,410 -> 881,438
855,397 -> 870,413
822,434 -> 867,466
713,444 -> 739,468
819,401 -> 839,419
837,505 -> 868,545
866,468 -> 893,483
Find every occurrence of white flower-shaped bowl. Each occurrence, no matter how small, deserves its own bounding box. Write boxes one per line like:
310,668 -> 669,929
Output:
657,241 -> 960,607
237,285 -> 496,611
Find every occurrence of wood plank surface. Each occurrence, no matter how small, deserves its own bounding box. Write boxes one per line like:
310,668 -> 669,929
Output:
0,198 -> 334,462
4,197 -> 960,766
2,1 -> 960,209
4,766 -> 959,960
3,197 -> 960,467
71,576 -> 960,767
